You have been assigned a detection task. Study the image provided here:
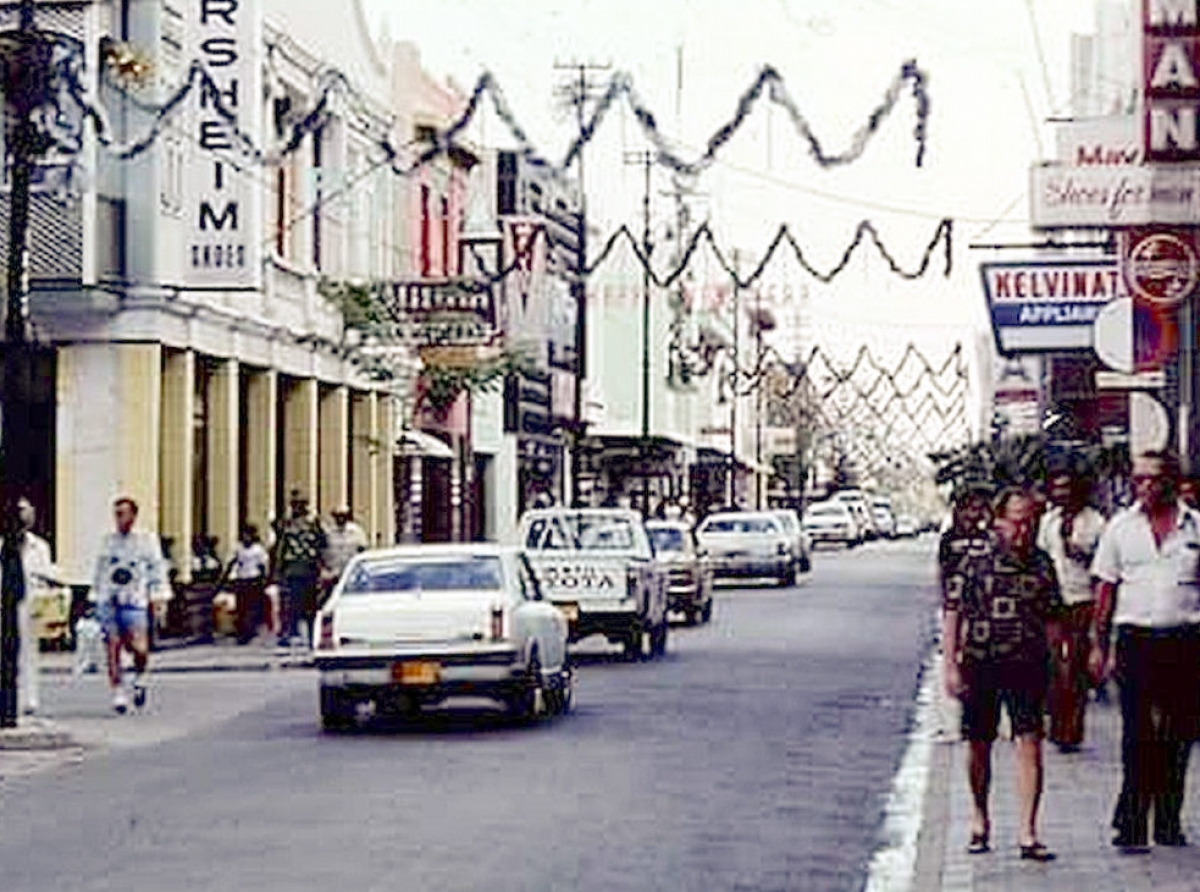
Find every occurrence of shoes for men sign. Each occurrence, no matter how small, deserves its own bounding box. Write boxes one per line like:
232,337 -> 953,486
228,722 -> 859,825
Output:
186,0 -> 262,290
1144,0 -> 1200,163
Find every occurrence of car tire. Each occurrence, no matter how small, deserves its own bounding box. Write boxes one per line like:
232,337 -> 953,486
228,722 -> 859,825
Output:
798,554 -> 811,573
319,687 -> 353,733
510,651 -> 545,722
546,662 -> 575,716
624,624 -> 650,662
651,621 -> 668,658
685,605 -> 700,626
700,600 -> 713,624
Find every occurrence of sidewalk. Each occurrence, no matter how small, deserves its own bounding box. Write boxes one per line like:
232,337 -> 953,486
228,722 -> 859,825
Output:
921,688 -> 1200,892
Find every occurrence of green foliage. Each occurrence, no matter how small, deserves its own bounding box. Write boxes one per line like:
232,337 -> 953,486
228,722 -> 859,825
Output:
319,280 -> 389,329
420,348 -> 531,415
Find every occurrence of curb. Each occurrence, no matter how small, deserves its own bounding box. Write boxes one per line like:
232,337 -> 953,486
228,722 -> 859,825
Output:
0,719 -> 79,751
40,657 -> 315,676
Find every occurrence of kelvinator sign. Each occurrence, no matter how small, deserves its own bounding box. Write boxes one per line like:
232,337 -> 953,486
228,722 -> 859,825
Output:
980,259 -> 1126,354
1143,0 -> 1200,163
186,0 -> 262,289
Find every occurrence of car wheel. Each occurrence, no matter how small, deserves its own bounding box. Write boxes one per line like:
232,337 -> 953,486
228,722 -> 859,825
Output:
510,651 -> 545,722
700,600 -> 713,624
624,624 -> 651,661
651,621 -> 668,658
684,605 -> 699,626
319,687 -> 353,733
546,661 -> 575,716
799,553 -> 811,573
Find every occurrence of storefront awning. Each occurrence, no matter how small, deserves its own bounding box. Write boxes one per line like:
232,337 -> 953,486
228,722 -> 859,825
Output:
397,428 -> 454,459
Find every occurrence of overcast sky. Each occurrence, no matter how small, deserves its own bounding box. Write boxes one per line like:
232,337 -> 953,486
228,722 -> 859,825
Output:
361,0 -> 1102,366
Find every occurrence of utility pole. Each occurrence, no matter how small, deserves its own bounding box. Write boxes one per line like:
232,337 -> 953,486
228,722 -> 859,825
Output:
554,60 -> 609,507
754,284 -> 764,510
1,0 -> 41,729
624,149 -> 655,516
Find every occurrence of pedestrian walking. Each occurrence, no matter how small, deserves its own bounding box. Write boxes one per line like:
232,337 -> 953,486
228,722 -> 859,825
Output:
92,496 -> 167,714
0,498 -> 58,715
230,525 -> 270,645
1036,470 -> 1106,752
943,486 -> 1061,862
271,490 -> 326,648
1089,449 -> 1200,852
320,506 -> 367,605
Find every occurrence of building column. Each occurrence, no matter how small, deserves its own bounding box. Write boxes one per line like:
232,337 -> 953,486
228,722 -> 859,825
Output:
375,394 -> 397,545
319,385 -> 349,516
160,348 -> 193,582
244,368 -> 277,539
284,377 -> 319,506
350,390 -> 377,542
55,344 -> 164,584
207,359 -> 239,562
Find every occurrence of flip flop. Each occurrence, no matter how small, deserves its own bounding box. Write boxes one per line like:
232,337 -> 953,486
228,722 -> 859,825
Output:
1019,842 -> 1056,862
967,833 -> 990,855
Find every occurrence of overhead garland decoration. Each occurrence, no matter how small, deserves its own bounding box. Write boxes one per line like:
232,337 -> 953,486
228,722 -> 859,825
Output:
418,345 -> 531,416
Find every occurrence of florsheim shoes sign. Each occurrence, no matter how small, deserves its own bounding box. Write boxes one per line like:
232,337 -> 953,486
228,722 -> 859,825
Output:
185,0 -> 263,290
980,259 -> 1126,355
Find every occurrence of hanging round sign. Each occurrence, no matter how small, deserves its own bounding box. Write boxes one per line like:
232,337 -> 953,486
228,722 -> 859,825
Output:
1122,230 -> 1200,308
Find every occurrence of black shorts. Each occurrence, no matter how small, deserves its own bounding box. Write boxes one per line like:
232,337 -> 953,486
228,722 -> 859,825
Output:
959,659 -> 1047,742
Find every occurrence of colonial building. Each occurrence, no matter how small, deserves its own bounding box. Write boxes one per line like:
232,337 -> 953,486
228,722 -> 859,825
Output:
9,0 -> 401,584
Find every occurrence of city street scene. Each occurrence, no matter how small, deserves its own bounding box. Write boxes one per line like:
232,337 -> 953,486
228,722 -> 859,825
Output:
3,1 -> 1200,891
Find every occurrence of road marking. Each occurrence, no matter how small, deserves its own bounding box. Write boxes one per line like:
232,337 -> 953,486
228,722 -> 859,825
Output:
862,642 -> 941,892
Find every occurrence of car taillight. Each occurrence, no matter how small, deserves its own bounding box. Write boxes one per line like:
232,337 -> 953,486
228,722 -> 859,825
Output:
490,605 -> 505,641
318,613 -> 335,650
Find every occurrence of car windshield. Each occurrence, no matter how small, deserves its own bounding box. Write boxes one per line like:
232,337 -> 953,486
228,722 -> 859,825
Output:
701,517 -> 778,534
808,505 -> 846,517
524,513 -> 638,551
773,513 -> 798,532
648,527 -> 687,553
341,556 -> 505,595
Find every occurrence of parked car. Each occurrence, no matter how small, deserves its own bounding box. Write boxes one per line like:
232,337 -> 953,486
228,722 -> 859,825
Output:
519,508 -> 669,661
871,495 -> 897,539
894,514 -> 920,538
312,544 -> 573,730
695,511 -> 796,586
646,519 -> 714,625
770,508 -> 812,573
831,490 -> 878,540
802,500 -> 861,548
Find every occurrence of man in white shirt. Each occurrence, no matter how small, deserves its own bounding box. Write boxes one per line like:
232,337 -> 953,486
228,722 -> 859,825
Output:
1036,471 -> 1106,753
1090,450 -> 1200,852
92,496 -> 167,714
1,498 -> 57,715
320,506 -> 367,604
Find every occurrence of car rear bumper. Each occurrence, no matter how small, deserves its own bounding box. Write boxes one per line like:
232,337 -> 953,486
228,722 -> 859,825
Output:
710,556 -> 790,578
316,647 -> 525,693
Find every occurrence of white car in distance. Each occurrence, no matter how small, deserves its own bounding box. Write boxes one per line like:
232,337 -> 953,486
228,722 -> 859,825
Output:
802,501 -> 861,548
313,544 -> 573,730
695,511 -> 796,586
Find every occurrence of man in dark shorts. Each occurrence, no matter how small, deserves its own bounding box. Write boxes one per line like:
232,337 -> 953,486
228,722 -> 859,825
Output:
943,486 -> 1062,862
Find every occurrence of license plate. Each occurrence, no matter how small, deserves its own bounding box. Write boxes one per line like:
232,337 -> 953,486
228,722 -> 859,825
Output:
557,603 -> 580,622
392,661 -> 440,685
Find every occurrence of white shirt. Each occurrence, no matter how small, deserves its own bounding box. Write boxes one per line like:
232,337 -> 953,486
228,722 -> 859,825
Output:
1036,505 -> 1106,605
92,530 -> 167,609
323,521 -> 368,579
0,532 -> 56,600
1090,501 -> 1200,628
231,542 -> 269,580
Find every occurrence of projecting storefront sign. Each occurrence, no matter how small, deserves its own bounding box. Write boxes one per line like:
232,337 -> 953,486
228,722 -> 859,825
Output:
1143,0 -> 1200,163
185,0 -> 263,289
981,259 -> 1126,354
1030,165 -> 1200,228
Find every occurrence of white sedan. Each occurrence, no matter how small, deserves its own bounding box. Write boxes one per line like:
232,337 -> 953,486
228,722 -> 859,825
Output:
312,544 -> 574,730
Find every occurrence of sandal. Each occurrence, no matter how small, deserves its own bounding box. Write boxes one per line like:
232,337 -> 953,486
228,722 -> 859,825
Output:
1019,842 -> 1056,862
966,833 -> 990,855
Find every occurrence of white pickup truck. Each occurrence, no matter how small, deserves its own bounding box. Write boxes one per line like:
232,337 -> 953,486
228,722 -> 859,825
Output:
518,508 -> 668,661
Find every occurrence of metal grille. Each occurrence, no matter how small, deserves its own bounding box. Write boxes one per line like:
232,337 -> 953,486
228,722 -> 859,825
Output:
0,4 -> 87,40
0,192 -> 84,280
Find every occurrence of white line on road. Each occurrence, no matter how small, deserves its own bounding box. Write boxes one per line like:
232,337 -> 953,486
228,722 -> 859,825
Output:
861,642 -> 942,892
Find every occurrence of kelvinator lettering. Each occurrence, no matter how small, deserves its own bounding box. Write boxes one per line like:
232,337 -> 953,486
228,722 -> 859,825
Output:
991,268 -> 1123,300
1144,0 -> 1200,162
191,0 -> 246,272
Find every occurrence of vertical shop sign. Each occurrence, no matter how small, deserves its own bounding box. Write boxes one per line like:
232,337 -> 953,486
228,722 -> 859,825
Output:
1144,0 -> 1200,162
186,0 -> 263,289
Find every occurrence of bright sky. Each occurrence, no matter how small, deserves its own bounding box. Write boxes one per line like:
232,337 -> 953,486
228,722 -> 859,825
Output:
362,0 -> 1101,372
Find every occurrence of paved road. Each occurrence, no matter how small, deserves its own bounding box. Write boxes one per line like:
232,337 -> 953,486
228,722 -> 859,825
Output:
0,537 -> 940,892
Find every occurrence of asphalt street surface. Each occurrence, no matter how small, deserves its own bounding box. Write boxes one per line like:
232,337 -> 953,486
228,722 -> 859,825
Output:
0,537 -> 940,892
